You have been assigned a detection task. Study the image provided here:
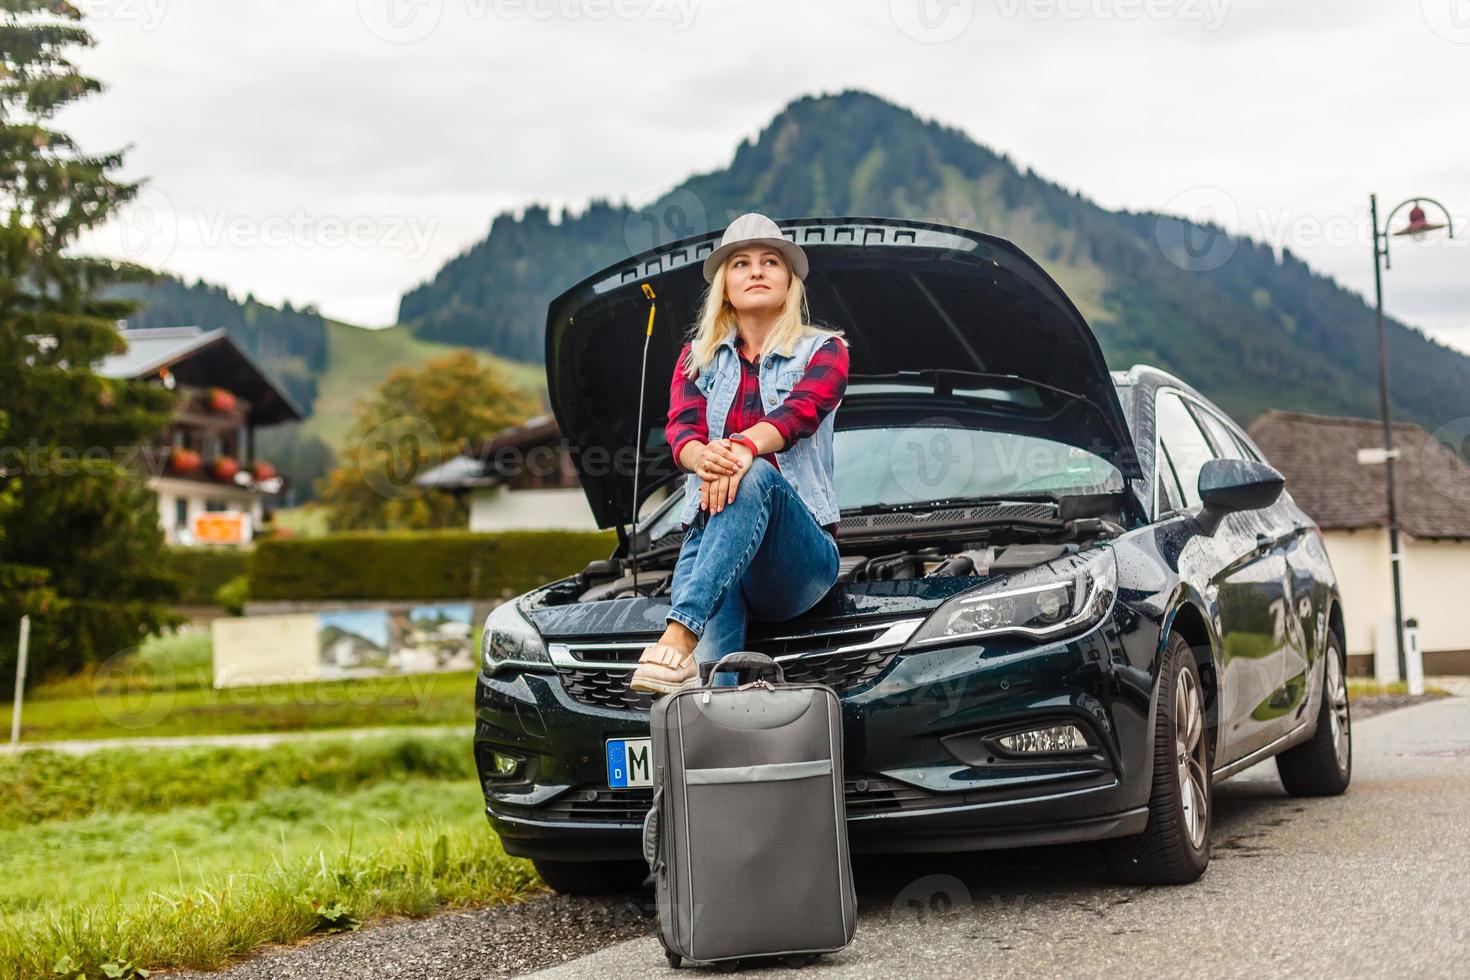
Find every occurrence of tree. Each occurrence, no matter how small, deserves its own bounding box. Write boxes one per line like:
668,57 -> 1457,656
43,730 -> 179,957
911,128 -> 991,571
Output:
319,349 -> 540,530
0,1 -> 179,694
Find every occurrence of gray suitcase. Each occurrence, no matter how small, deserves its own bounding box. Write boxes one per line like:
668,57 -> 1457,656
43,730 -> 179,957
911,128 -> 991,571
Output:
642,652 -> 857,968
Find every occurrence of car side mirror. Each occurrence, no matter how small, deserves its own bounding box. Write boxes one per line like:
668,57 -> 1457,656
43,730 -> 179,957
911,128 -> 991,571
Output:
1198,458 -> 1285,513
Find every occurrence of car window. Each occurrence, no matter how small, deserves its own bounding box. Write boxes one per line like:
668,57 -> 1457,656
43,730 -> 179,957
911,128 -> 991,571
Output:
1191,405 -> 1247,461
1155,391 -> 1214,510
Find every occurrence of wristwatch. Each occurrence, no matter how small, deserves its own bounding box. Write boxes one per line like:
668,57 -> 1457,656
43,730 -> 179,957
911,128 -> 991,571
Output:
728,433 -> 759,458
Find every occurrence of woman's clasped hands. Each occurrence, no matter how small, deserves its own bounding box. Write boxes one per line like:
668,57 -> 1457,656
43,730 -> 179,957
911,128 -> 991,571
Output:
696,437 -> 754,515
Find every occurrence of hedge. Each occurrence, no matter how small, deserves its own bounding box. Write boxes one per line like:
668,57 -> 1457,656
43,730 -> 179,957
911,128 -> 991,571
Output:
162,546 -> 252,606
248,529 -> 618,602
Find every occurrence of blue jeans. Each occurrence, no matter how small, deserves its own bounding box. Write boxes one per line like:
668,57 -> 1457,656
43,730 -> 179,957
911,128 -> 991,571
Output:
667,458 -> 840,686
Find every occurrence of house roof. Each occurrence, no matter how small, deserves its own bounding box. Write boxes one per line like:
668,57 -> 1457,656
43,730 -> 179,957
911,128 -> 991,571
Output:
1247,410 -> 1470,539
415,415 -> 565,490
98,326 -> 303,426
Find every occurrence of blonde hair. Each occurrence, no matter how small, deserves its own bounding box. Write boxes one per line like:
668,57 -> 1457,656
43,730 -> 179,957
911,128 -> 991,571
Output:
680,255 -> 844,379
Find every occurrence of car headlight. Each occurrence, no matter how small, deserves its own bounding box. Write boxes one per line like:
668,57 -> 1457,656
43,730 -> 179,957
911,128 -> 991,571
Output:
906,548 -> 1117,648
481,598 -> 551,673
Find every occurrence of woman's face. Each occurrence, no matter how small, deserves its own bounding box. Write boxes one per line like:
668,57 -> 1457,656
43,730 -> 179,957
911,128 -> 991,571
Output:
722,247 -> 790,316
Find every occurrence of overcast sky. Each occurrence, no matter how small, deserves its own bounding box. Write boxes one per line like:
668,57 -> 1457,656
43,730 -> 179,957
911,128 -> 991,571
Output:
67,0 -> 1470,354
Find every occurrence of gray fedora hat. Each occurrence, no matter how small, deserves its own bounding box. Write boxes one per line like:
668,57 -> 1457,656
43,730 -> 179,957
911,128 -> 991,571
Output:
701,211 -> 809,284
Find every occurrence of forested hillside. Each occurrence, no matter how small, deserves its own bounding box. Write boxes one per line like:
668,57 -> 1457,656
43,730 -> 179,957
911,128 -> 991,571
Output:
396,89 -> 1470,431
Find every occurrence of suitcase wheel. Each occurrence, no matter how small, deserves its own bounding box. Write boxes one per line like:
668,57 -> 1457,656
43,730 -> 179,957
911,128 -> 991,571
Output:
783,955 -> 815,968
715,960 -> 741,973
665,951 -> 682,969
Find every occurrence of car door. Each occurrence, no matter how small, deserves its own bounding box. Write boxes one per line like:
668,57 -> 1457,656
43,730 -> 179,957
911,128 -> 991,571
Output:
1155,390 -> 1292,765
1198,412 -> 1316,728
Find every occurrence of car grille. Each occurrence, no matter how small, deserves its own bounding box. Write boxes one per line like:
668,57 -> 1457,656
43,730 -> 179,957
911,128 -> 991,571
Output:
549,619 -> 921,712
530,775 -> 977,824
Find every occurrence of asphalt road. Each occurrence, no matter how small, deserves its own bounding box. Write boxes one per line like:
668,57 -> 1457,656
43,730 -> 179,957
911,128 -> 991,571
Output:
161,694 -> 1469,979
536,693 -> 1470,979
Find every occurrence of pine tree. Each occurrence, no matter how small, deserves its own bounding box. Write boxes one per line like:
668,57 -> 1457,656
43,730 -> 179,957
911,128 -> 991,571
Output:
0,0 -> 179,695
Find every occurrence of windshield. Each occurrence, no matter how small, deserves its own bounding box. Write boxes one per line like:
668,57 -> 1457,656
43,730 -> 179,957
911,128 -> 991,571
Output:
834,425 -> 1123,509
641,424 -> 1123,538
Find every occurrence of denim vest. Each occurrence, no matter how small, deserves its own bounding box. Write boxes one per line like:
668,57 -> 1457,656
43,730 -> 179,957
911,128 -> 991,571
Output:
678,330 -> 844,528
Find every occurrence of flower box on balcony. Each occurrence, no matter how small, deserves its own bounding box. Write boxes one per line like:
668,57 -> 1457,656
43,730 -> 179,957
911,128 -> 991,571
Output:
169,447 -> 202,474
250,460 -> 277,481
211,456 -> 239,480
207,387 -> 237,413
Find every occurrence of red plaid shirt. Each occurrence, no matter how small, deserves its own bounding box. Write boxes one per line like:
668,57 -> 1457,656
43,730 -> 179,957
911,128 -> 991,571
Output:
666,334 -> 848,533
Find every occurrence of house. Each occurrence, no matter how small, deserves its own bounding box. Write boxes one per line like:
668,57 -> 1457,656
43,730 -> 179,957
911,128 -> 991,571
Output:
98,326 -> 303,546
1248,410 -> 1470,675
415,414 -> 602,532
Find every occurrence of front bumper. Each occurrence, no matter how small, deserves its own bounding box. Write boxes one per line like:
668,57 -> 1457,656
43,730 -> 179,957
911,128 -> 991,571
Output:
474,611 -> 1158,862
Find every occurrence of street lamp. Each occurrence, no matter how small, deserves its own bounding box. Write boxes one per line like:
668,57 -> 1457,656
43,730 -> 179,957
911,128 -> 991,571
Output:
1369,194 -> 1454,682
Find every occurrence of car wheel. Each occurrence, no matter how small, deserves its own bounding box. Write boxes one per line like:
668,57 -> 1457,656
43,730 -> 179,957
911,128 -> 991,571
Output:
532,858 -> 648,895
1105,631 -> 1212,885
1275,631 -> 1352,797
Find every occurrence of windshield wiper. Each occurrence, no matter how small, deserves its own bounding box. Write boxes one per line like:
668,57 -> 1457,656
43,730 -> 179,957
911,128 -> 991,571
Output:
844,495 -> 1060,517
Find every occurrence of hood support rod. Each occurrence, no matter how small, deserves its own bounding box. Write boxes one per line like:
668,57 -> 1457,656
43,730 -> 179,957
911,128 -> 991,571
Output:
630,283 -> 658,593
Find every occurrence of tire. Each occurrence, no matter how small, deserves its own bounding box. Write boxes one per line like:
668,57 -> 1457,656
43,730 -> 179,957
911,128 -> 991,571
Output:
1275,631 -> 1352,797
1105,631 -> 1212,885
532,858 -> 648,895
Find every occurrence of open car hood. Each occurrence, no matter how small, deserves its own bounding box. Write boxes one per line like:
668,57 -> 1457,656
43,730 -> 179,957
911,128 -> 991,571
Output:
545,217 -> 1139,529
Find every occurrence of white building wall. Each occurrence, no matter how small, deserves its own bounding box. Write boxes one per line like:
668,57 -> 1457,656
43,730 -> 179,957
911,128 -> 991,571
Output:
1322,528 -> 1391,657
467,486 -> 599,532
151,475 -> 265,546
1323,527 -> 1470,657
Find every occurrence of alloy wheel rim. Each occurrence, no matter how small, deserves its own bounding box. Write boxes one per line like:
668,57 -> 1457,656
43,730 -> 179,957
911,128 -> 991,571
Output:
1327,651 -> 1351,772
1175,666 -> 1209,849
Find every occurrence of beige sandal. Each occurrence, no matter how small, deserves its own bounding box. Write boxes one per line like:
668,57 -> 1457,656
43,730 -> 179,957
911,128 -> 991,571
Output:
629,642 -> 696,694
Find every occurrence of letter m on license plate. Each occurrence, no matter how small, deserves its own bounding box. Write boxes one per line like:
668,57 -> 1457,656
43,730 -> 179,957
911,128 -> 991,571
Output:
605,737 -> 653,788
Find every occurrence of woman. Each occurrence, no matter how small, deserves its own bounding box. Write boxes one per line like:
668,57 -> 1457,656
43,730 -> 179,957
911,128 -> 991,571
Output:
630,212 -> 849,694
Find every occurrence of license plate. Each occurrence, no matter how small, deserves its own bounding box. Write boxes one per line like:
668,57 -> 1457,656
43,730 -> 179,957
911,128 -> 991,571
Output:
605,737 -> 653,788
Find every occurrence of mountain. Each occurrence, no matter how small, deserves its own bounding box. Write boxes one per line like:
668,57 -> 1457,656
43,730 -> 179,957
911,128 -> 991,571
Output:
396,89 -> 1470,432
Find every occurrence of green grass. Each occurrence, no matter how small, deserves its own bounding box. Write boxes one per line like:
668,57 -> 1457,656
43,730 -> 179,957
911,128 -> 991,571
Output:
0,740 -> 543,975
4,669 -> 475,743
0,731 -> 476,826
269,502 -> 332,539
6,630 -> 478,744
1348,679 -> 1451,698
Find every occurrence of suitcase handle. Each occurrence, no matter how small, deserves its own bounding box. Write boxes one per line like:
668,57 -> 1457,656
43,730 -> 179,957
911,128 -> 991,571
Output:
699,651 -> 785,685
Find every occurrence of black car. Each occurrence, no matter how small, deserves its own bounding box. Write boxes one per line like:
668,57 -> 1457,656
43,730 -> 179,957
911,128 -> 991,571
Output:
474,217 -> 1352,893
